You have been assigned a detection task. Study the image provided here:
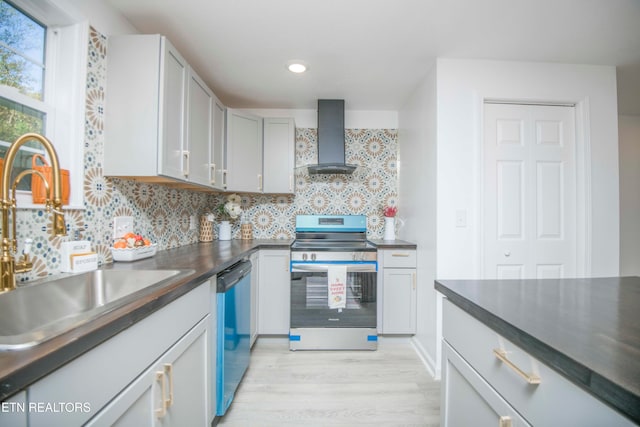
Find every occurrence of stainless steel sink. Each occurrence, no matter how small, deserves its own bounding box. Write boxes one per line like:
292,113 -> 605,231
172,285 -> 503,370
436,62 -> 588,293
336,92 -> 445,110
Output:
0,269 -> 192,350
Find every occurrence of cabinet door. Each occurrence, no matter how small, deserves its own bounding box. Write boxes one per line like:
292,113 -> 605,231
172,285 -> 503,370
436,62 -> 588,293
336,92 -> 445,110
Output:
263,118 -> 295,193
158,38 -> 188,180
159,317 -> 209,426
442,342 -> 531,427
226,109 -> 263,192
211,97 -> 226,189
250,251 -> 260,347
186,69 -> 213,186
87,317 -> 209,427
382,268 -> 416,334
1,391 -> 27,427
258,250 -> 290,334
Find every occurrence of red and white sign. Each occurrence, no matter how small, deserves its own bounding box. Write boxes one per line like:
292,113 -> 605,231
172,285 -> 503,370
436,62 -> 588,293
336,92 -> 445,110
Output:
328,265 -> 347,309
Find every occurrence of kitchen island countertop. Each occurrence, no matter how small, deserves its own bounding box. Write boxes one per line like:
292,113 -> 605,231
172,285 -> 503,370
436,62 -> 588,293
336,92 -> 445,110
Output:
435,276 -> 640,424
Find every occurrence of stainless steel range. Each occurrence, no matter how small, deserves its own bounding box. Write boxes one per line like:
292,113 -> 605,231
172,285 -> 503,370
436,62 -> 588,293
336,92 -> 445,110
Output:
289,215 -> 378,350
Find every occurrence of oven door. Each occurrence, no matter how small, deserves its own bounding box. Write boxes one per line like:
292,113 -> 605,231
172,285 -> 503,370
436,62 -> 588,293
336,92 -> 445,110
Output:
290,261 -> 377,328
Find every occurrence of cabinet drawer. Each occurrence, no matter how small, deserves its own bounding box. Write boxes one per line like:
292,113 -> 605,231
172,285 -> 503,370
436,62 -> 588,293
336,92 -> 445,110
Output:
443,300 -> 635,426
382,250 -> 416,268
443,341 -> 530,426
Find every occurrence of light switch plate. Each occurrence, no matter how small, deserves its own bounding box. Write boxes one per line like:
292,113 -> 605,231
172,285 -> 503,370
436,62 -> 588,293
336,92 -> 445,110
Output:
113,216 -> 133,239
455,210 -> 467,228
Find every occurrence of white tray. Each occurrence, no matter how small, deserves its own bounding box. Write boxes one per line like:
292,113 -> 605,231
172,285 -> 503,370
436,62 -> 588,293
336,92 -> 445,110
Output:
111,244 -> 157,262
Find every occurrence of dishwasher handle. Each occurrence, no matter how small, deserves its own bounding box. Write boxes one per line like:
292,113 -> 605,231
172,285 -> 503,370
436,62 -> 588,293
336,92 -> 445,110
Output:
216,259 -> 252,293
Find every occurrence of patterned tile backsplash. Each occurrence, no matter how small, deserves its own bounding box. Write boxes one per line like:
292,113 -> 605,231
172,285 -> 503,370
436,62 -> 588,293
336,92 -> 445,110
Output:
8,27 -> 397,283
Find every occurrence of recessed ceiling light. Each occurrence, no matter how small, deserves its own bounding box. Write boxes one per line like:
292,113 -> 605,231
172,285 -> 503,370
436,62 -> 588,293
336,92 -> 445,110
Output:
287,62 -> 307,73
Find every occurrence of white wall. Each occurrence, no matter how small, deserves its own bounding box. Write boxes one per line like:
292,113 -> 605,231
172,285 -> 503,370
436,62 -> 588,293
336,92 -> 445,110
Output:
66,0 -> 137,35
243,109 -> 398,129
436,58 -> 620,279
619,115 -> 640,275
397,65 -> 438,376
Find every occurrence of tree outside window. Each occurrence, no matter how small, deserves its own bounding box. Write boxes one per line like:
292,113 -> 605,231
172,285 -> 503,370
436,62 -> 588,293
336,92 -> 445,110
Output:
0,0 -> 47,190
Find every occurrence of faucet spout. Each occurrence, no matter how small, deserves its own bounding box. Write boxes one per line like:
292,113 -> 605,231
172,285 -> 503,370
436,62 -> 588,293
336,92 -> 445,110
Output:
1,133 -> 67,292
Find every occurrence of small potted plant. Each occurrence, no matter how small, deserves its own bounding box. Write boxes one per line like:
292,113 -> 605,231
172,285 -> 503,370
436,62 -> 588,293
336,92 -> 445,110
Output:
383,205 -> 397,241
216,194 -> 242,240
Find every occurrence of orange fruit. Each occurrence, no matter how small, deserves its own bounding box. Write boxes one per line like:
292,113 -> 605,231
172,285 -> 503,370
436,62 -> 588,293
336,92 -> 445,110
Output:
123,232 -> 136,239
113,239 -> 127,249
143,238 -> 151,246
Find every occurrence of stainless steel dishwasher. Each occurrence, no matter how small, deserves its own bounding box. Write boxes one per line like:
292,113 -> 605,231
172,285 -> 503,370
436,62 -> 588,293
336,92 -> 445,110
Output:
215,259 -> 251,417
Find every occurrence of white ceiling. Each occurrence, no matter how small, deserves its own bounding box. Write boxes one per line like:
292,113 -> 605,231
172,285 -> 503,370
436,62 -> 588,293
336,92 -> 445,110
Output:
105,0 -> 640,114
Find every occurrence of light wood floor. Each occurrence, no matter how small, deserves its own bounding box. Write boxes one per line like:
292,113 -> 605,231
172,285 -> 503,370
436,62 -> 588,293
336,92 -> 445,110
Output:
217,337 -> 441,426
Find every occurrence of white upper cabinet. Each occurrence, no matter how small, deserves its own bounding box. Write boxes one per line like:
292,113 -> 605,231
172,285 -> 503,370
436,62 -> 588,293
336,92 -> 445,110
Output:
105,34 -> 225,191
263,118 -> 295,194
160,42 -> 189,180
225,109 -> 263,192
105,35 -> 187,181
187,69 -> 223,188
211,97 -> 226,189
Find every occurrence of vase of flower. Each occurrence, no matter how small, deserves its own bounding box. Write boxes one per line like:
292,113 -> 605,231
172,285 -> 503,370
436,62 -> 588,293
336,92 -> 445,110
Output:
216,194 -> 243,241
383,205 -> 398,241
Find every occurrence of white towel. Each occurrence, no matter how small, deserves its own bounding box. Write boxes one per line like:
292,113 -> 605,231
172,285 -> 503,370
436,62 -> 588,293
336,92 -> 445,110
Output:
328,265 -> 347,309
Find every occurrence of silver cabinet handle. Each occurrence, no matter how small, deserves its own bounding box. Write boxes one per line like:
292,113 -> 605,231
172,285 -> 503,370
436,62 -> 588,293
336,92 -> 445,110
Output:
504,252 -> 511,257
493,349 -> 541,385
210,163 -> 216,185
499,416 -> 512,427
289,174 -> 294,192
392,253 -> 410,257
258,174 -> 263,191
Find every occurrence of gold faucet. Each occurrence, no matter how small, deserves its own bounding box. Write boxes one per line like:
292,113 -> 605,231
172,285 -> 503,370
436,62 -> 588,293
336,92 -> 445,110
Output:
1,133 -> 67,292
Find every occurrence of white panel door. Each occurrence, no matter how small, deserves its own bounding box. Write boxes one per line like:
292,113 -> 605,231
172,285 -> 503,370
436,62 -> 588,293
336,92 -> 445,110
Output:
483,103 -> 576,279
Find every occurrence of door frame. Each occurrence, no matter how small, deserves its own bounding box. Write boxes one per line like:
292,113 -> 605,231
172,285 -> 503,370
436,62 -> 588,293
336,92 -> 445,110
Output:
476,96 -> 591,279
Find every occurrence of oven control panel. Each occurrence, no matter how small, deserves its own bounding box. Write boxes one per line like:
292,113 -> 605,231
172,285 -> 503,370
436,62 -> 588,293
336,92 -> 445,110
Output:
291,251 -> 377,262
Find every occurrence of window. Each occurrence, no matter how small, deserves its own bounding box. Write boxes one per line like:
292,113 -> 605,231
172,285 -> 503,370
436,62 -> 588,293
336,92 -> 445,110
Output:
0,0 -> 86,208
0,0 -> 48,191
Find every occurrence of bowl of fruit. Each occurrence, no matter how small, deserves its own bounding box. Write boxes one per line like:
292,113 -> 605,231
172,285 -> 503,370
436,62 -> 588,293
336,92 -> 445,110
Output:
111,232 -> 157,262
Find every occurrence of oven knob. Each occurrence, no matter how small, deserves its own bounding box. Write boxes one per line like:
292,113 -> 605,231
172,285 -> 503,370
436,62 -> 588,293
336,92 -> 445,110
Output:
302,253 -> 308,261
311,253 -> 316,261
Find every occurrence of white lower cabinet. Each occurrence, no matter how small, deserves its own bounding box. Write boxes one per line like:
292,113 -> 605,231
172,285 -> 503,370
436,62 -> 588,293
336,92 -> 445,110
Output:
443,341 -> 530,427
258,250 -> 290,335
27,281 -> 211,427
1,391 -> 27,427
379,249 -> 417,334
442,299 -> 636,427
250,251 -> 259,347
87,317 -> 209,426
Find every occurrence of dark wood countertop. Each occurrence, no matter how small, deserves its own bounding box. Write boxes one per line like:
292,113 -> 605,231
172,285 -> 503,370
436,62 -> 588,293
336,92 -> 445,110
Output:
0,239 -> 291,401
369,239 -> 417,249
435,277 -> 640,424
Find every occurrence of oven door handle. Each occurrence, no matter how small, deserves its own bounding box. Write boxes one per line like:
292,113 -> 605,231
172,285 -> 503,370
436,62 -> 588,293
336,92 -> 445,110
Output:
291,263 -> 377,273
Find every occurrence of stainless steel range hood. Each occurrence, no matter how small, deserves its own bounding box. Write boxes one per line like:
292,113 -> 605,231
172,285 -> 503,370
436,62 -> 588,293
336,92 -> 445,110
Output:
308,99 -> 357,174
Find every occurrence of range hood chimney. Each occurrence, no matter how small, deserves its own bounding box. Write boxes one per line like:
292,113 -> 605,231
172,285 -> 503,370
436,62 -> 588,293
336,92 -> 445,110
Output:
308,99 -> 356,174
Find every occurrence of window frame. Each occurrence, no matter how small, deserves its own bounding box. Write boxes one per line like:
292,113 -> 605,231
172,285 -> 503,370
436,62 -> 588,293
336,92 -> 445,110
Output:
1,0 -> 87,209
